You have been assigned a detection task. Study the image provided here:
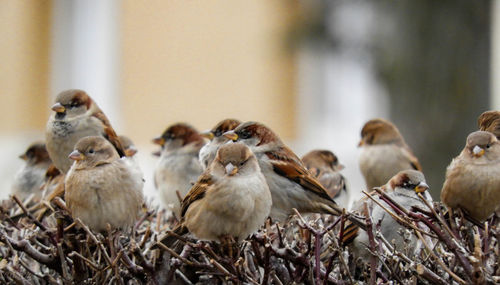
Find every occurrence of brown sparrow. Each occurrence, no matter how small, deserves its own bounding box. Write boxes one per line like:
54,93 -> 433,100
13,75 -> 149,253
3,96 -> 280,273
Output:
301,150 -> 350,207
153,123 -> 205,216
478,110 -> 500,139
199,118 -> 241,170
358,118 -> 422,190
223,121 -> 345,221
441,131 -> 500,221
347,170 -> 430,259
11,142 -> 52,201
46,89 -> 125,174
118,135 -> 138,157
174,143 -> 271,242
65,136 -> 144,232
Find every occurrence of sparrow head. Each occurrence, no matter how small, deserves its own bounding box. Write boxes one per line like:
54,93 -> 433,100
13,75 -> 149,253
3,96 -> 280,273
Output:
359,118 -> 405,147
465,131 -> 499,159
213,143 -> 259,176
223,121 -> 282,149
478,110 -> 500,139
388,169 -> 429,194
69,136 -> 119,168
118,135 -> 138,157
201,119 -> 241,140
51,89 -> 93,120
152,123 -> 204,151
302,150 -> 344,172
19,142 -> 51,166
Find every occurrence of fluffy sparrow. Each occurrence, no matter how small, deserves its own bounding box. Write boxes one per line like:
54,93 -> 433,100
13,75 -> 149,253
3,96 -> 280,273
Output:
64,136 -> 144,232
347,170 -> 431,259
199,118 -> 241,170
223,121 -> 347,222
478,110 -> 500,139
441,131 -> 500,221
170,143 -> 271,242
11,142 -> 52,201
358,118 -> 422,190
46,89 -> 125,174
302,150 -> 350,207
153,123 -> 205,216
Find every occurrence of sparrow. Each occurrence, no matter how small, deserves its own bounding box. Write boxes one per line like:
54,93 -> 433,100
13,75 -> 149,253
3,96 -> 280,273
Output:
153,123 -> 205,216
167,143 -> 272,243
302,150 -> 350,207
119,135 -> 138,157
222,121 -> 348,222
358,118 -> 422,190
64,136 -> 144,232
346,170 -> 431,259
11,142 -> 52,201
441,131 -> 500,221
45,89 -> 126,174
478,110 -> 500,139
199,118 -> 241,170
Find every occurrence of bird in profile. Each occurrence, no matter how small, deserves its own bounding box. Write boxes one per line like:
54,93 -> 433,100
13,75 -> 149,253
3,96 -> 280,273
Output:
45,89 -> 126,174
199,118 -> 241,170
153,123 -> 205,216
441,131 -> 500,221
223,121 -> 359,225
302,149 -> 350,207
64,136 -> 144,232
345,170 -> 431,259
12,142 -> 52,201
358,118 -> 422,190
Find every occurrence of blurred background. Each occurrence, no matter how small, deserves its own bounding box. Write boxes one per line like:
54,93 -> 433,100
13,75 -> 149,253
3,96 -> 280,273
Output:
0,0 -> 494,204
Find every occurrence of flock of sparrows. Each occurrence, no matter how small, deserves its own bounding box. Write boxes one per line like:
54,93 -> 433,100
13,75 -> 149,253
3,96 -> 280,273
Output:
10,89 -> 500,258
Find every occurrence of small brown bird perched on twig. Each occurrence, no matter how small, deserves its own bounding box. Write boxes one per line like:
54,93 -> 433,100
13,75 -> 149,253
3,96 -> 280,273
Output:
441,131 -> 500,221
223,121 -> 364,229
344,170 -> 431,259
153,123 -> 204,216
198,118 -> 241,170
358,118 -> 422,190
11,142 -> 52,201
45,89 -> 126,174
160,143 -> 271,245
64,136 -> 144,232
302,150 -> 350,208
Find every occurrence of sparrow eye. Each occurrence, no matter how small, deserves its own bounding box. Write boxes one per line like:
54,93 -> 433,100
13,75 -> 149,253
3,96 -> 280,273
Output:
239,130 -> 251,139
486,144 -> 491,149
214,130 -> 222,137
69,101 -> 79,108
88,149 -> 95,154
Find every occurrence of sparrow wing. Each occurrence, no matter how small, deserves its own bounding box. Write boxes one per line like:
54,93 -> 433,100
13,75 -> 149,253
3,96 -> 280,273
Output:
180,172 -> 212,217
265,146 -> 334,202
92,111 -> 126,157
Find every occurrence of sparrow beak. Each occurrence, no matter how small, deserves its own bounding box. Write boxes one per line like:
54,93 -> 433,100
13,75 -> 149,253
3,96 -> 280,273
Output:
19,153 -> 28,161
200,131 -> 215,140
51,102 -> 66,113
225,162 -> 239,176
68,150 -> 85,161
152,136 -> 165,146
358,140 -> 364,147
335,163 -> 345,171
472,145 -> 485,157
223,131 -> 239,141
415,182 -> 429,193
124,146 -> 138,157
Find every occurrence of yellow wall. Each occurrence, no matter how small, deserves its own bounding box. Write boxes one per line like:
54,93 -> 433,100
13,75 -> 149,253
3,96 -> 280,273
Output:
120,0 -> 297,145
0,0 -> 52,134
